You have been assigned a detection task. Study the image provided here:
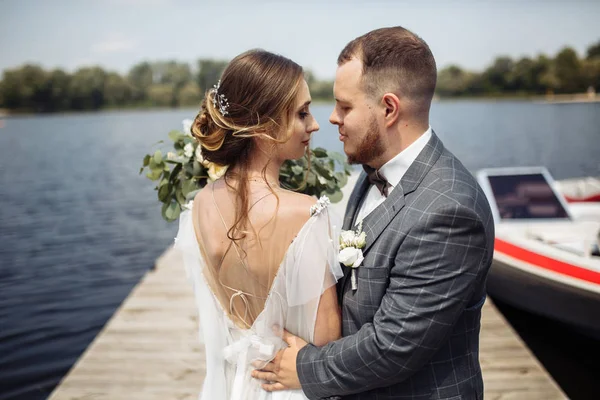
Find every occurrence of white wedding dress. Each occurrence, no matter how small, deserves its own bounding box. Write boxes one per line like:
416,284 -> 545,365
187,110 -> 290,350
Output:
175,190 -> 342,400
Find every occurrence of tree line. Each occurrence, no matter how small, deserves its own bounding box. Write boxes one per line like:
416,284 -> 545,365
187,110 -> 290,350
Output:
437,42 -> 600,97
0,41 -> 598,113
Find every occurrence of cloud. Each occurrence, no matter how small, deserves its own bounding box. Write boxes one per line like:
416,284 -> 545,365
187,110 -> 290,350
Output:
91,38 -> 137,54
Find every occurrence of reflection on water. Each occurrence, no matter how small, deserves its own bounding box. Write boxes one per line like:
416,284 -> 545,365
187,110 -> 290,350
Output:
0,102 -> 599,399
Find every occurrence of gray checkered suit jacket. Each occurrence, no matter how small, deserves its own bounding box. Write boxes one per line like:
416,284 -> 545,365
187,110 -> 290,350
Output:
297,132 -> 494,399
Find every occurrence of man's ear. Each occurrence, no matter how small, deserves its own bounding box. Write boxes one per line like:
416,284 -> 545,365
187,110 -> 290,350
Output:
382,93 -> 400,128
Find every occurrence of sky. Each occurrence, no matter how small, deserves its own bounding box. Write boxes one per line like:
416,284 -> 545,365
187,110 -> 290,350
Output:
1,0 -> 599,80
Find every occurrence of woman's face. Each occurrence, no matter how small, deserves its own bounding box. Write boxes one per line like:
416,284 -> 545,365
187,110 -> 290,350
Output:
277,79 -> 320,161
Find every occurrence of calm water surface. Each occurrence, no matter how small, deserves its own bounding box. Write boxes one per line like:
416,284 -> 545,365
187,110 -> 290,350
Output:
0,101 -> 599,399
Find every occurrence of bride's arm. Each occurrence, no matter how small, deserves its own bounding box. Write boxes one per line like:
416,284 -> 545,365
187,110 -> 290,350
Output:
313,286 -> 341,346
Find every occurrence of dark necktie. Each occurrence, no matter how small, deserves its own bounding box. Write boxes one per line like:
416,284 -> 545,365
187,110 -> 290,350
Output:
363,165 -> 391,197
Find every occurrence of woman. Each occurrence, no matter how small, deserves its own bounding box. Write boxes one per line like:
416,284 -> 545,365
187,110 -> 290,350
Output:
175,49 -> 343,399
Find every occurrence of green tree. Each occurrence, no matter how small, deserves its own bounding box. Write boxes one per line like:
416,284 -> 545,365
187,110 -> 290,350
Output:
586,40 -> 600,60
104,72 -> 132,107
437,65 -> 471,96
147,83 -> 174,107
128,62 -> 153,104
0,65 -> 50,111
151,61 -> 193,106
582,58 -> 600,90
482,57 -> 515,92
178,82 -> 202,106
554,47 -> 582,93
508,57 -> 536,92
69,67 -> 107,110
197,59 -> 228,93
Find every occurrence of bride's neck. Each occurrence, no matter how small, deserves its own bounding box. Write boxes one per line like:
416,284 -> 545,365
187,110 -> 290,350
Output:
235,149 -> 282,186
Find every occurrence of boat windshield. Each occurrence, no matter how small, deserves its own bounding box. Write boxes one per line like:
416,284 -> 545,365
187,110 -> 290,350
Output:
487,173 -> 571,220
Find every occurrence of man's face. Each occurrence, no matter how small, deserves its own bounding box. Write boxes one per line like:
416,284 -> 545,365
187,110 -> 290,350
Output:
329,58 -> 385,166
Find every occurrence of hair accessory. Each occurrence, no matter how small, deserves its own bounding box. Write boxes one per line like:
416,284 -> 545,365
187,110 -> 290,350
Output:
211,80 -> 230,116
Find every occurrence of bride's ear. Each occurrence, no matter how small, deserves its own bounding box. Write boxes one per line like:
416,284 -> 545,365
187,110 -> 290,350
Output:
382,93 -> 400,128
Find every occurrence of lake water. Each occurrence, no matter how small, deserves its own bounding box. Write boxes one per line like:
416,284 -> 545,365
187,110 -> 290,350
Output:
0,101 -> 599,399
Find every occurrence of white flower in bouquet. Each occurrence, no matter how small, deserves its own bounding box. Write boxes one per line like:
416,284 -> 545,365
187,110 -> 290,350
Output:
167,151 -> 186,163
207,163 -> 228,182
184,143 -> 194,159
195,144 -> 209,166
182,119 -> 193,136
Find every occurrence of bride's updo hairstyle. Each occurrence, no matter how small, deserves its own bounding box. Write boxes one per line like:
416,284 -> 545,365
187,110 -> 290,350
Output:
191,49 -> 304,241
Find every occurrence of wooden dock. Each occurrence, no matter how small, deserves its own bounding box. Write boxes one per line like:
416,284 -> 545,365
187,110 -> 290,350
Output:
48,245 -> 567,400
48,174 -> 567,399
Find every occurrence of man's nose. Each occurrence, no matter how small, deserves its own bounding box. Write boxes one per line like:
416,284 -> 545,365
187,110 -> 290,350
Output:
329,109 -> 340,125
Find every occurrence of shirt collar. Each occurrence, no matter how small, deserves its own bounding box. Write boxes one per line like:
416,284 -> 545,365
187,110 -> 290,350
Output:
379,126 -> 432,189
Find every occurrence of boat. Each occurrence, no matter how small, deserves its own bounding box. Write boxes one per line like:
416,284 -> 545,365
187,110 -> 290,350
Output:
476,167 -> 600,338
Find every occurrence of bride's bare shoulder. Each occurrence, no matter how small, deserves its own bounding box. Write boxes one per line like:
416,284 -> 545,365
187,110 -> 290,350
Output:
277,190 -> 318,215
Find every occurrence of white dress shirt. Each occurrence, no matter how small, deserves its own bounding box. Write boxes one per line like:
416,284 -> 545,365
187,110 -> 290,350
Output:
355,127 -> 433,224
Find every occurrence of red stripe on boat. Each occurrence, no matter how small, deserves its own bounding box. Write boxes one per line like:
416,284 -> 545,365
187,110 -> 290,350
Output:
564,194 -> 600,203
495,238 -> 600,285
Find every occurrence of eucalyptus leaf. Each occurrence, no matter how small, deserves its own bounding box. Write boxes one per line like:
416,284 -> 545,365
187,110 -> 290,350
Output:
313,147 -> 328,158
165,202 -> 181,221
291,165 -> 304,175
335,171 -> 348,186
158,184 -> 170,201
313,162 -> 333,180
153,150 -> 163,164
186,189 -> 200,201
171,163 -> 182,179
146,169 -> 162,181
326,189 -> 343,203
168,130 -> 183,142
175,187 -> 186,205
192,160 -> 202,176
182,179 -> 197,196
329,151 -> 347,164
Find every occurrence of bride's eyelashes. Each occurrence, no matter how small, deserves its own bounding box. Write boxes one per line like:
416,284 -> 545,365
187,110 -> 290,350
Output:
299,108 -> 310,120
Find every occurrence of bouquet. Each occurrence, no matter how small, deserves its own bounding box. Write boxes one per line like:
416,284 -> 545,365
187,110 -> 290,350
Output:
141,119 -> 352,222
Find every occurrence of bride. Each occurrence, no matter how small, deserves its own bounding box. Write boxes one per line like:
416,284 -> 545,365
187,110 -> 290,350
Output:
175,49 -> 343,399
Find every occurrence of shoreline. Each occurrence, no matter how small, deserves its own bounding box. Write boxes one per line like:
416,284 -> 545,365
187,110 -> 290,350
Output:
2,93 -> 598,117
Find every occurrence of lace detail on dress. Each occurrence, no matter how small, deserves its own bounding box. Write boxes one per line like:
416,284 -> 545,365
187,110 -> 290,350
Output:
310,195 -> 331,217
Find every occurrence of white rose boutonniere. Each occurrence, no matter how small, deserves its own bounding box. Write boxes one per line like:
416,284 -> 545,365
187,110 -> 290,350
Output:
339,221 -> 366,291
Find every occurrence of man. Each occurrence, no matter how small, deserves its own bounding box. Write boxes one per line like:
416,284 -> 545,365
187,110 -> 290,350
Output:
253,26 -> 495,399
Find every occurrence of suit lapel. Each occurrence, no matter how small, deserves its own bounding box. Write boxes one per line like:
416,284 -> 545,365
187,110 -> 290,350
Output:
343,171 -> 370,230
361,131 -> 444,255
338,171 -> 370,299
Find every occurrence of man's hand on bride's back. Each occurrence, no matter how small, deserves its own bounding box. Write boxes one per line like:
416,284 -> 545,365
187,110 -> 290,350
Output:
251,329 -> 307,391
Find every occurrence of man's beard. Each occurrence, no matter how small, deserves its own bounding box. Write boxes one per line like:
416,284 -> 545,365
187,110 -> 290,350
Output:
347,115 -> 385,165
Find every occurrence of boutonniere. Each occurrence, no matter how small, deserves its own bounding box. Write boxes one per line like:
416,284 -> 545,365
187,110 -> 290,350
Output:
339,221 -> 366,291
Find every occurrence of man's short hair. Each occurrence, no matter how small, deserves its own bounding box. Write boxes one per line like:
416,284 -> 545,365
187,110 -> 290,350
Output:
338,26 -> 437,112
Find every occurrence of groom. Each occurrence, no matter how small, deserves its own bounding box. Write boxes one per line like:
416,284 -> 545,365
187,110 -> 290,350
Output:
253,26 -> 495,399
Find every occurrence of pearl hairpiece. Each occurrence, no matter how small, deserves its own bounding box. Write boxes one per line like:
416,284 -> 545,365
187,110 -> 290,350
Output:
210,80 -> 230,116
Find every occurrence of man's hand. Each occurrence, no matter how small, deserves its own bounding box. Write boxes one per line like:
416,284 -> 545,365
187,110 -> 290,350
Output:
251,329 -> 308,392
